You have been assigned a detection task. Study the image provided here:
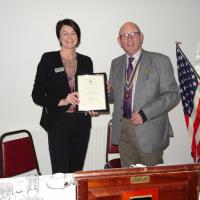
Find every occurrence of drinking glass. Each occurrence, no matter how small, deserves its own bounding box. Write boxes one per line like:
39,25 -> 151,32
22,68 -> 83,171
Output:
0,182 -> 13,200
26,174 -> 39,197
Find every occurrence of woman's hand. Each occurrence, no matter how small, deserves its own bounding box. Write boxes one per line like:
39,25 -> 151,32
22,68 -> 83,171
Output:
86,111 -> 100,117
58,92 -> 79,106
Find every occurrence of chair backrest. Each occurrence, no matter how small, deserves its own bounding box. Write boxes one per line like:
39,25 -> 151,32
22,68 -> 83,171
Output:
106,120 -> 119,162
0,130 -> 41,178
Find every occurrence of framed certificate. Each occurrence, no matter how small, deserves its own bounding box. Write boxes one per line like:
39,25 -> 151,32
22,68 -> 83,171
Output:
75,73 -> 109,112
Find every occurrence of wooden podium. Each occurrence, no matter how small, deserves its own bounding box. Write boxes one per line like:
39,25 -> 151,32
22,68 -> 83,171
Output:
74,163 -> 200,200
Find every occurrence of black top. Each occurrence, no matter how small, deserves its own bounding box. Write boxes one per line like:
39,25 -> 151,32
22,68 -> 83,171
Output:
32,51 -> 93,131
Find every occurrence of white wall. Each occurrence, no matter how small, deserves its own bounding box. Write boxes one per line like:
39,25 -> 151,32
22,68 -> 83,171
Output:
0,0 -> 200,174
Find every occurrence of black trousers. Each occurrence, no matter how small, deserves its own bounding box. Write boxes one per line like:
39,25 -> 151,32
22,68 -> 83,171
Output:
47,114 -> 91,173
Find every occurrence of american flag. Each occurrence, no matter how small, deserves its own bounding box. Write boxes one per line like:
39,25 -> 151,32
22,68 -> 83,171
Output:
176,44 -> 200,162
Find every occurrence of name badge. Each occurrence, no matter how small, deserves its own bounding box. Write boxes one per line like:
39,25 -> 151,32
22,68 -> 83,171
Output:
54,67 -> 64,73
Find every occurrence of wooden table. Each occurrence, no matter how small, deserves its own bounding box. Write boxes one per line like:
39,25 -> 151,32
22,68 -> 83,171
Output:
74,163 -> 200,200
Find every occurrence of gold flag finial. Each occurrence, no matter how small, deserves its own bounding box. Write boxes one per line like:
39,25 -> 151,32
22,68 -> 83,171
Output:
175,41 -> 182,45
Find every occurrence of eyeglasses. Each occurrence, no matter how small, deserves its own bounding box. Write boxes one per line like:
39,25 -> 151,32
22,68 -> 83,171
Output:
119,32 -> 140,40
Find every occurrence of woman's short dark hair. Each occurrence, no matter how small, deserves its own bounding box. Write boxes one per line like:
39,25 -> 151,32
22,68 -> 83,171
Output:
56,19 -> 81,47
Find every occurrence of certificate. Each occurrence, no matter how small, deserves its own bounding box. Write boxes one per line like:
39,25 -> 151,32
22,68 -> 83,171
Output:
76,73 -> 109,112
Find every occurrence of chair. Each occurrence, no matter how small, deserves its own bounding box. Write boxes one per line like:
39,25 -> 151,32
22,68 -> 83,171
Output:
104,119 -> 121,169
0,129 -> 41,177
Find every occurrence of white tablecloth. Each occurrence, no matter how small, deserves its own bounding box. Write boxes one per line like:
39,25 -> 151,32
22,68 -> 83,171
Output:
1,175 -> 200,200
0,174 -> 76,200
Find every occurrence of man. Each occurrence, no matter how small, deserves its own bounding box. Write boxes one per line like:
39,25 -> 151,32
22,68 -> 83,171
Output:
108,22 -> 180,167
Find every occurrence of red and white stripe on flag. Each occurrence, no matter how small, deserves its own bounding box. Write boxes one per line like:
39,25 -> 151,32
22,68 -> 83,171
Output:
186,84 -> 200,161
176,44 -> 200,162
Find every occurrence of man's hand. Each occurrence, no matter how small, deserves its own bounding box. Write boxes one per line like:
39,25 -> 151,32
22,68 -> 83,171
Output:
130,110 -> 144,125
107,81 -> 112,93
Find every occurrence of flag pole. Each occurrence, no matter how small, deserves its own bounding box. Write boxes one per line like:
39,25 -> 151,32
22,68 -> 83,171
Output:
175,41 -> 200,80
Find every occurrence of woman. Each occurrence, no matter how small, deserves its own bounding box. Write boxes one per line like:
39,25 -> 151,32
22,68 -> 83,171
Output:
32,19 -> 94,173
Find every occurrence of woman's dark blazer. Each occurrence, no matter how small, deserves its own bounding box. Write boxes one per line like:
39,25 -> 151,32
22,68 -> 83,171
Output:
32,51 -> 93,132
